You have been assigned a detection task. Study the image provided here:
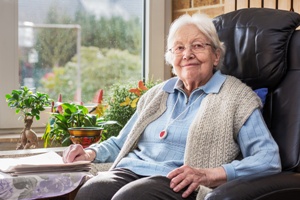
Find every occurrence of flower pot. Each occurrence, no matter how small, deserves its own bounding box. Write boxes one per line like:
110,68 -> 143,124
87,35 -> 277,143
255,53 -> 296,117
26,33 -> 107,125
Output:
68,127 -> 103,148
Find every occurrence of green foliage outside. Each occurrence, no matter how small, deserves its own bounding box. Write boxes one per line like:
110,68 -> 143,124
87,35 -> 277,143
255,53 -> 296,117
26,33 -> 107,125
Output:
38,46 -> 141,103
31,6 -> 143,103
34,6 -> 142,70
75,12 -> 142,55
35,5 -> 77,69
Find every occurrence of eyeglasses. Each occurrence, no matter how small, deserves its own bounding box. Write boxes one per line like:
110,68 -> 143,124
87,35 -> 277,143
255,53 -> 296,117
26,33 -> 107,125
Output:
169,42 -> 212,56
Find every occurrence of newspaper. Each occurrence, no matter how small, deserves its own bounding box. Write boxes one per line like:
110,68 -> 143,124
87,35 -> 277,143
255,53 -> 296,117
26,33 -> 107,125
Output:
0,151 -> 91,175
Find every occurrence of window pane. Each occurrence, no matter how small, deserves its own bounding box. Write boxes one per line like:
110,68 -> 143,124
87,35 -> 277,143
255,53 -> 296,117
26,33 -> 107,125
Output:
18,0 -> 144,104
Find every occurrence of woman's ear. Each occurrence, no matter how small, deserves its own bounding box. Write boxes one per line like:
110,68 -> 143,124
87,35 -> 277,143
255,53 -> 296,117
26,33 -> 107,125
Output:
213,48 -> 221,67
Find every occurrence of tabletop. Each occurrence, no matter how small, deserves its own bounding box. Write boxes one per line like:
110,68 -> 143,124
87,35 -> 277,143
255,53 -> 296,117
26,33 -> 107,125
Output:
0,171 -> 90,200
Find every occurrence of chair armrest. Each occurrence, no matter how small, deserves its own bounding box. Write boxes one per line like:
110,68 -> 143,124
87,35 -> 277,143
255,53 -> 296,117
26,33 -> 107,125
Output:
205,172 -> 300,200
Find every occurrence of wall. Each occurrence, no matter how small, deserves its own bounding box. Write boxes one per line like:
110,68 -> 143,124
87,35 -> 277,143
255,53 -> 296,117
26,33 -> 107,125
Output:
172,0 -> 300,20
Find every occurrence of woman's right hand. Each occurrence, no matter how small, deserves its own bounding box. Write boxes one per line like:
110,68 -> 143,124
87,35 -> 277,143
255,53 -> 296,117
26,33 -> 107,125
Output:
62,144 -> 96,163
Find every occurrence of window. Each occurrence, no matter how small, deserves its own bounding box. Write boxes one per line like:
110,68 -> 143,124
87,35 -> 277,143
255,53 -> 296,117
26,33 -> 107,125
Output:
19,0 -> 144,104
0,0 -> 171,131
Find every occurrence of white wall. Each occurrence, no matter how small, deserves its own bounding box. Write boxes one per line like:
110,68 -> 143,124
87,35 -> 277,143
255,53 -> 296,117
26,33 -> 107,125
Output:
0,0 -> 23,129
145,0 -> 172,82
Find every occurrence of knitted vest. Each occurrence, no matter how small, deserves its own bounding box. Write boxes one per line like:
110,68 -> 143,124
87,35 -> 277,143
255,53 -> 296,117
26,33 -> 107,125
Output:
110,76 -> 261,199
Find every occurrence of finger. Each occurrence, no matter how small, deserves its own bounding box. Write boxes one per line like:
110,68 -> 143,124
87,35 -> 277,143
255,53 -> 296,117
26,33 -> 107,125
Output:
169,171 -> 186,189
63,144 -> 83,163
73,150 -> 94,162
182,182 -> 199,198
167,167 -> 184,179
69,144 -> 85,161
172,175 -> 192,192
73,154 -> 87,162
62,146 -> 73,163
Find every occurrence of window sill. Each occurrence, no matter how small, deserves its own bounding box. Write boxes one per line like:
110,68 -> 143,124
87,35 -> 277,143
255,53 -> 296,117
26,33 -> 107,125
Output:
0,146 -> 66,158
0,129 -> 46,151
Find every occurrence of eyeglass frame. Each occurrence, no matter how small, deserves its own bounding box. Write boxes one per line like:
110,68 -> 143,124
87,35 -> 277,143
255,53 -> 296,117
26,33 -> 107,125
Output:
168,42 -> 213,56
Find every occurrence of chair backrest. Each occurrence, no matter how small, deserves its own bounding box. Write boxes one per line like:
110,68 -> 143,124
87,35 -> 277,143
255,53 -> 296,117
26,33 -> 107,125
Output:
213,8 -> 300,171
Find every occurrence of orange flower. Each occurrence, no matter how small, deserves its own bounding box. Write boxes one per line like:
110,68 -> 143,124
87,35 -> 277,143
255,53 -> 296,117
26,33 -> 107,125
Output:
120,80 -> 149,108
138,80 -> 148,91
128,80 -> 148,96
129,88 -> 141,96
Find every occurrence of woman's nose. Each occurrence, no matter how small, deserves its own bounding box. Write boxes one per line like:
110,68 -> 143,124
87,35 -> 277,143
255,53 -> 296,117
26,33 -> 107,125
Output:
183,48 -> 195,59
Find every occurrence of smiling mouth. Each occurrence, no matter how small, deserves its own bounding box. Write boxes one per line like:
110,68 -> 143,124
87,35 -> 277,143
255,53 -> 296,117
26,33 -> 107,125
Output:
182,63 -> 199,67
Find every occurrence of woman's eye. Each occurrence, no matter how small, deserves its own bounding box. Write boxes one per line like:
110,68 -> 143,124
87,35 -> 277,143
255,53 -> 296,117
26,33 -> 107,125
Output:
193,43 -> 204,49
177,46 -> 185,51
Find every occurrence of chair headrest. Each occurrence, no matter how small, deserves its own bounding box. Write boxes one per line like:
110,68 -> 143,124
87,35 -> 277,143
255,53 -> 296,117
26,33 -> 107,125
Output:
213,8 -> 300,89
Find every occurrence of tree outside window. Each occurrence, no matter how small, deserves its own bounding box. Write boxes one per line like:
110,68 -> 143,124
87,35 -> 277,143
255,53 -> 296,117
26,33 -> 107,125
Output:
18,0 -> 144,104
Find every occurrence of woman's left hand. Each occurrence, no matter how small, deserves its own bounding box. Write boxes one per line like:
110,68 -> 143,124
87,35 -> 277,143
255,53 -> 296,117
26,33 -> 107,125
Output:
166,165 -> 227,198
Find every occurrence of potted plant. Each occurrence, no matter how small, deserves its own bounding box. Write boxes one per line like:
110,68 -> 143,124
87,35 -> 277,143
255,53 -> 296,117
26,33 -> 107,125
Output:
43,102 -> 118,147
102,80 -> 159,141
43,80 -> 159,147
5,86 -> 52,149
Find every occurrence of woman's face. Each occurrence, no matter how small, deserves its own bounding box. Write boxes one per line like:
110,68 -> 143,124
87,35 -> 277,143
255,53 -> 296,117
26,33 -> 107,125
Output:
171,24 -> 220,90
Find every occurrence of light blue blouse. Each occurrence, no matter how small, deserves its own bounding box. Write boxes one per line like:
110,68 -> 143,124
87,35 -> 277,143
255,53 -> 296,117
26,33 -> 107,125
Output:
88,71 -> 281,181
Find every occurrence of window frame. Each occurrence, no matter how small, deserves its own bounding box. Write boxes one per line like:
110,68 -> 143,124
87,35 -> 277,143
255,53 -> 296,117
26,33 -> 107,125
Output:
0,0 -> 172,132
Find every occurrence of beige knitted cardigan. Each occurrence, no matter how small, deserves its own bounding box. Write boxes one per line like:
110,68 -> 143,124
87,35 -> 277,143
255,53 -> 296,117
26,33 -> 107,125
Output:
110,75 -> 262,200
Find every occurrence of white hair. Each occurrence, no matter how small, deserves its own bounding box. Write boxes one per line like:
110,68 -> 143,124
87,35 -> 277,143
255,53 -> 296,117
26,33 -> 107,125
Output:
165,13 -> 225,71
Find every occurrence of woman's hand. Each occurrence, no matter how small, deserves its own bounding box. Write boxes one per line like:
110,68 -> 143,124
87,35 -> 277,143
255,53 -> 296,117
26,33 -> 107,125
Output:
62,144 -> 96,163
167,165 -> 227,198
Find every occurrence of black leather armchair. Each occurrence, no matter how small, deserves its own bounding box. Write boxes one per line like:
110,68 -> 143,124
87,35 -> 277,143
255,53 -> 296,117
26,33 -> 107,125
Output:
206,8 -> 300,200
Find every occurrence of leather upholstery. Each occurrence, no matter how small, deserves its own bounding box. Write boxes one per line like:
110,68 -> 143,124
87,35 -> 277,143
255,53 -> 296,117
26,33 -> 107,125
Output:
206,8 -> 300,200
213,8 -> 300,90
264,31 -> 300,171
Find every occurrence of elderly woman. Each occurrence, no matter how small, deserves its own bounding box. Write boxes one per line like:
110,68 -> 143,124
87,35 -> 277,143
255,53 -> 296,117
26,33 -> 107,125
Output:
63,14 -> 281,200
